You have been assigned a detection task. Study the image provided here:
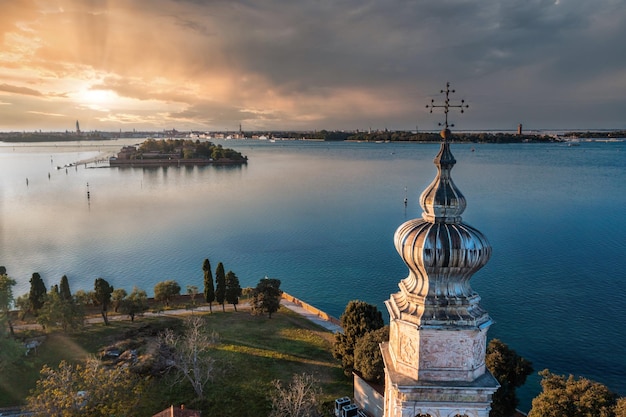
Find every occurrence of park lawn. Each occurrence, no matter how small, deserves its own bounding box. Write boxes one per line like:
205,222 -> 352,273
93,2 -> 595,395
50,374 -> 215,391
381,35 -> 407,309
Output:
0,316 -> 181,407
0,307 -> 352,416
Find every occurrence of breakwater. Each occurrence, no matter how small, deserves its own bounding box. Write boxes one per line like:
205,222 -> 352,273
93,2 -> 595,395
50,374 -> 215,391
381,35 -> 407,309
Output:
281,292 -> 342,327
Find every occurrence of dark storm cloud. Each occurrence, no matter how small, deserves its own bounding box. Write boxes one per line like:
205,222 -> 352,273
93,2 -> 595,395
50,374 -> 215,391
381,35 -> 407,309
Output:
2,0 -> 625,130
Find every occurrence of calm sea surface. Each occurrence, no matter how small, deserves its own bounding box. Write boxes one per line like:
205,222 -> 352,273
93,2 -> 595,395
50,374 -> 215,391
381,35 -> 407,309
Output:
1,138 -> 625,411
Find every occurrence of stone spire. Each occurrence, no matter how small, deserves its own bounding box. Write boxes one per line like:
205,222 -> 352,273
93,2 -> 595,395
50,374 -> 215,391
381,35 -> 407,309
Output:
390,130 -> 492,331
380,84 -> 498,417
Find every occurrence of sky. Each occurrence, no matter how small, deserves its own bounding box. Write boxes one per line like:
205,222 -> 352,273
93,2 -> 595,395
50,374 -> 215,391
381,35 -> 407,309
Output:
1,0 -> 625,133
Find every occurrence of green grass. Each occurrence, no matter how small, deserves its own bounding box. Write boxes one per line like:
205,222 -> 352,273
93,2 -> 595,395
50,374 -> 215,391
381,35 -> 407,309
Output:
0,308 -> 352,416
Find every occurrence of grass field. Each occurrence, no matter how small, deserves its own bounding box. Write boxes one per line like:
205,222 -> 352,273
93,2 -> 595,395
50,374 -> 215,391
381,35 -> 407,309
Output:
0,306 -> 352,416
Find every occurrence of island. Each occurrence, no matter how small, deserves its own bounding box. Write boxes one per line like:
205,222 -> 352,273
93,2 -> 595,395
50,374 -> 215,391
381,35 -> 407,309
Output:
109,138 -> 247,167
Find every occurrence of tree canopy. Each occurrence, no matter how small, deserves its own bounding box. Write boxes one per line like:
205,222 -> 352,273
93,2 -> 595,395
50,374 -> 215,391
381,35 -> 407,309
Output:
250,277 -> 283,318
225,270 -> 242,311
29,272 -> 47,314
119,287 -> 148,322
93,278 -> 114,325
215,262 -> 226,312
0,272 -> 16,335
203,258 -> 215,312
528,369 -> 618,417
59,275 -> 72,301
486,338 -> 533,417
154,280 -> 181,307
333,300 -> 384,376
26,357 -> 144,417
353,326 -> 389,384
37,288 -> 84,332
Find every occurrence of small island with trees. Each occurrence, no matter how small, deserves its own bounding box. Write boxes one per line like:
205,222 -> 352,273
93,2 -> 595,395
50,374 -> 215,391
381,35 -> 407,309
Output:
109,138 -> 247,167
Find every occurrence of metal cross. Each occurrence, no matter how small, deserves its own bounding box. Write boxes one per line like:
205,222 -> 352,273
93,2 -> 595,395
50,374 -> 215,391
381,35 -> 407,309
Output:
425,82 -> 468,131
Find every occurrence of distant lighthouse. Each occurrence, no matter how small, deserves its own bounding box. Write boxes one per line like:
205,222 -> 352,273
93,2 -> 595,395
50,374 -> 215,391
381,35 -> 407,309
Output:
76,120 -> 81,134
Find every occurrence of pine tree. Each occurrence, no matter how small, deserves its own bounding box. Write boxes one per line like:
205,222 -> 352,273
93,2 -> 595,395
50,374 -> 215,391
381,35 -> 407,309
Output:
333,300 -> 384,376
225,271 -> 242,312
203,258 -> 215,313
250,277 -> 282,318
215,262 -> 226,312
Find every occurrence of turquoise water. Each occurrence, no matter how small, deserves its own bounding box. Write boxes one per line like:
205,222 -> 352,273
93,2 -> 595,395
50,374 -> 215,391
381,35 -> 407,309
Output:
1,138 -> 625,411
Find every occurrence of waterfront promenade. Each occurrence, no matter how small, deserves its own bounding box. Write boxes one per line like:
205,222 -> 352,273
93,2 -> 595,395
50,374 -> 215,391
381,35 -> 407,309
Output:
12,292 -> 343,334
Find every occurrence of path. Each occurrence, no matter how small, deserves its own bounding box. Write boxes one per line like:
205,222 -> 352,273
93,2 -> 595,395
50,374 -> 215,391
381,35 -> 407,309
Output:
280,299 -> 343,333
13,299 -> 343,333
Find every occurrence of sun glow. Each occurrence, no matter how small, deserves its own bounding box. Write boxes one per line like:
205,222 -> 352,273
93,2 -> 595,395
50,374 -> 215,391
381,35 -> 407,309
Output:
76,88 -> 119,111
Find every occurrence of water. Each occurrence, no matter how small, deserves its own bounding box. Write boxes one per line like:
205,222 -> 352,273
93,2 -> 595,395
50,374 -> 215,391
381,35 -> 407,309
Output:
1,138 -> 625,411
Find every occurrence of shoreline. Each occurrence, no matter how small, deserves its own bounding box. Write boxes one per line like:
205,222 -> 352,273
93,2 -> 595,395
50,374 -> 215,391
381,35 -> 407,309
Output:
10,291 -> 343,334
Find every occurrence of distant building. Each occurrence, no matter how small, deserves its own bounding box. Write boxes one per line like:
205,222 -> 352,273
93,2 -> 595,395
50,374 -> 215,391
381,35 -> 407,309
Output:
518,123 -> 523,135
76,120 -> 81,134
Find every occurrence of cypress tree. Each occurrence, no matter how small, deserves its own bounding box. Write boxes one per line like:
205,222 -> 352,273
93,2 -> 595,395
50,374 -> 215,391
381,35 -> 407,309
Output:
29,273 -> 47,313
202,258 -> 215,313
59,275 -> 72,301
215,262 -> 226,312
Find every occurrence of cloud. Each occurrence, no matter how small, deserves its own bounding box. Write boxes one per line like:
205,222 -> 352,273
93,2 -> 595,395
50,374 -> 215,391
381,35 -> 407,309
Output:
27,110 -> 65,117
0,0 -> 625,131
0,83 -> 43,97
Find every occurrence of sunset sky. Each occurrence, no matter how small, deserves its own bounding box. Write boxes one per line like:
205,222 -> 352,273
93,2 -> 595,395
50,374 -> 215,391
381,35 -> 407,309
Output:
1,0 -> 625,132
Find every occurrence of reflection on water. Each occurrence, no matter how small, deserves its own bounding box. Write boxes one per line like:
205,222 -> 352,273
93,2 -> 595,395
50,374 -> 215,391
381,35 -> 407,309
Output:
1,138 -> 626,411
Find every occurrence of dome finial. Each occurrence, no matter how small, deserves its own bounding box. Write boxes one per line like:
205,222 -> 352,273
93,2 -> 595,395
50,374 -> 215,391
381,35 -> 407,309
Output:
425,81 -> 468,136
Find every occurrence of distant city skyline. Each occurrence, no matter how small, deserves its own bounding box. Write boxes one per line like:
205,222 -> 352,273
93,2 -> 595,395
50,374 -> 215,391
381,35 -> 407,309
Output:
1,1 -> 625,132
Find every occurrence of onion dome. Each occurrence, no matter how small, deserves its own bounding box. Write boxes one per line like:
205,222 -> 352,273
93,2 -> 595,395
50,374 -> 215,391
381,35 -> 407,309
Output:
390,132 -> 492,329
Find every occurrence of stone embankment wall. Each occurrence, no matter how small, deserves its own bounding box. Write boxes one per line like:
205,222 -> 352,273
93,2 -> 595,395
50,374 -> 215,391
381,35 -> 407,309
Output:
281,292 -> 341,327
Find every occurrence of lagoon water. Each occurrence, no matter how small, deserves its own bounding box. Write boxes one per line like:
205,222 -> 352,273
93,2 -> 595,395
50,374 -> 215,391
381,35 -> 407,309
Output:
1,138 -> 625,411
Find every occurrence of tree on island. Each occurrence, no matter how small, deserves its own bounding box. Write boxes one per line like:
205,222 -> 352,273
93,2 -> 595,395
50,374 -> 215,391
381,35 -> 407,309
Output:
529,369 -> 619,417
250,277 -> 283,318
225,270 -> 242,312
203,258 -> 215,313
215,262 -> 226,312
93,278 -> 114,325
486,338 -> 533,417
29,272 -> 47,315
154,280 -> 181,308
333,300 -> 384,376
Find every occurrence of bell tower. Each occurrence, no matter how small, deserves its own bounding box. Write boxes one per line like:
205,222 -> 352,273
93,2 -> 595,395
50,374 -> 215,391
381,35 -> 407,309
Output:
381,83 -> 499,417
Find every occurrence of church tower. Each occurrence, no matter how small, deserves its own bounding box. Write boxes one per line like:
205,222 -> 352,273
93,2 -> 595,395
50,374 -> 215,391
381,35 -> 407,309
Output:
381,84 -> 499,417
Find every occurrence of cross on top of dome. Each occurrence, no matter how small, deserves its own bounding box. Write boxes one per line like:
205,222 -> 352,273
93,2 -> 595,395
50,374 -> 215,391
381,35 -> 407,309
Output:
425,82 -> 468,140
